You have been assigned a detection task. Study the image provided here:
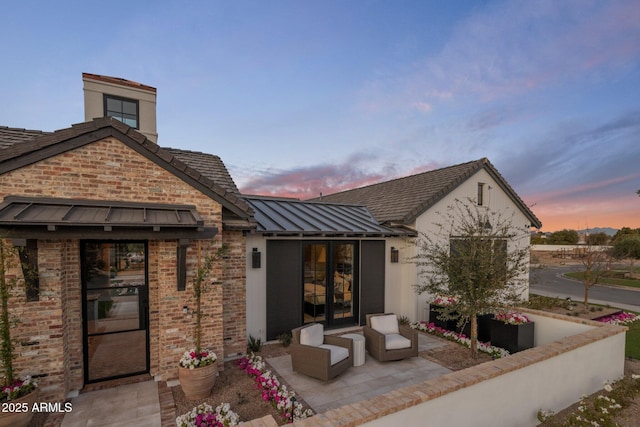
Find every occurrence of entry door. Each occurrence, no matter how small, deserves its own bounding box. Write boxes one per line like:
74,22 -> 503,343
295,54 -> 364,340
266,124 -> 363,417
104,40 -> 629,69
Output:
82,242 -> 149,382
303,242 -> 357,328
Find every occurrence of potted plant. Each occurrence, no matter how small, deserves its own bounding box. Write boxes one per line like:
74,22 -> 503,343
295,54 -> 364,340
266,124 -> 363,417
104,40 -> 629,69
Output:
178,244 -> 226,400
429,296 -> 459,331
0,239 -> 38,427
489,311 -> 535,354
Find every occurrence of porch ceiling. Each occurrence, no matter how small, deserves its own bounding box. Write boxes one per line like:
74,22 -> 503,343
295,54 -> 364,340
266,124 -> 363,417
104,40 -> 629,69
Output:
0,196 -> 217,239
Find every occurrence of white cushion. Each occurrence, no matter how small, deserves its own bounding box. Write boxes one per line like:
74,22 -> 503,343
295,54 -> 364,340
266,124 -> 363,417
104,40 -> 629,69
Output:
319,344 -> 349,365
370,314 -> 399,335
385,333 -> 411,350
300,323 -> 324,347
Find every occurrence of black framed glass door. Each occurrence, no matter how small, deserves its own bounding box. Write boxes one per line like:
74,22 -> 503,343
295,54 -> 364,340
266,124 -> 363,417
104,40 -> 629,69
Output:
81,241 -> 149,382
303,241 -> 357,328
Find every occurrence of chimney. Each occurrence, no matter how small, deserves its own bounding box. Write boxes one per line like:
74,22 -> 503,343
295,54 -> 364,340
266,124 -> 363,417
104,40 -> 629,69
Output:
82,73 -> 158,143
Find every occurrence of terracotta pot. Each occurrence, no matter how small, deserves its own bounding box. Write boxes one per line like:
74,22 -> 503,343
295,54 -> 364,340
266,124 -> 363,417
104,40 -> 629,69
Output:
0,387 -> 38,427
178,361 -> 218,400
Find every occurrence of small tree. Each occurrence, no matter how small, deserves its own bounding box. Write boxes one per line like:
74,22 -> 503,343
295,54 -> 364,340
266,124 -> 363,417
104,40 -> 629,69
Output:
413,199 -> 531,358
191,242 -> 227,357
577,242 -> 611,309
612,235 -> 640,277
548,229 -> 579,245
0,239 -> 37,400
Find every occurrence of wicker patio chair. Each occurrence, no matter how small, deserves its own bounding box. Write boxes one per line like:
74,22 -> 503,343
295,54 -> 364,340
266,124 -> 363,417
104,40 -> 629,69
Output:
363,313 -> 418,362
290,323 -> 353,381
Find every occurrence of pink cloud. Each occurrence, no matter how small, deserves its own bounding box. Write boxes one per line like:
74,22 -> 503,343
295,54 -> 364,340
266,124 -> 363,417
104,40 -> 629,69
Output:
526,189 -> 640,232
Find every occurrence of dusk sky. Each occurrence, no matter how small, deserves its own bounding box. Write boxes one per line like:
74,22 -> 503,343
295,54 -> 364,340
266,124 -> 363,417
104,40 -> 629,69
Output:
2,1 -> 639,232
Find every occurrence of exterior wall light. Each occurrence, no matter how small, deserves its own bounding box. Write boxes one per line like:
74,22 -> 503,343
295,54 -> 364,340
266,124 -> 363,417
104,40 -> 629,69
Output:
390,247 -> 399,263
252,248 -> 261,268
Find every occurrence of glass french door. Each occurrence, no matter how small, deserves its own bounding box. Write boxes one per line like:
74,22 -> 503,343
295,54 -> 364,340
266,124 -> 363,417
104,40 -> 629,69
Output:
303,242 -> 357,327
82,241 -> 149,382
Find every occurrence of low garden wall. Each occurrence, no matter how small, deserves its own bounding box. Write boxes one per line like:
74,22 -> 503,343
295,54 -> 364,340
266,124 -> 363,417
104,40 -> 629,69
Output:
263,309 -> 626,427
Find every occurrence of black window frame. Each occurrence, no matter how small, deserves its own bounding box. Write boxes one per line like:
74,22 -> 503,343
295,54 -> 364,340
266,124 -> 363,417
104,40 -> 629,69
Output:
477,182 -> 485,206
103,94 -> 139,129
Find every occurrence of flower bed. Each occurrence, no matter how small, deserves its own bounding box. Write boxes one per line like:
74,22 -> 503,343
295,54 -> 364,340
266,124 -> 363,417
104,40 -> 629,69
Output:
238,353 -> 314,423
595,311 -> 639,326
538,375 -> 640,426
411,321 -> 509,359
176,402 -> 240,427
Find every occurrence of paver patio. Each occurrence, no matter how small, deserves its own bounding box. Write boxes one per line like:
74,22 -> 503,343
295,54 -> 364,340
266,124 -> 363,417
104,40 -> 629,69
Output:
266,332 -> 451,414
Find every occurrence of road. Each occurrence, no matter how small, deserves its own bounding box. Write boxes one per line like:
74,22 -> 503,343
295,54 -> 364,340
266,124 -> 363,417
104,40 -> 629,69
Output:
529,265 -> 640,313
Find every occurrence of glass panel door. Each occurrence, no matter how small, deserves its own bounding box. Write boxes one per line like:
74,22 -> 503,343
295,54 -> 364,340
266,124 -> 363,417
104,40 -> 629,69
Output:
332,243 -> 355,322
82,242 -> 149,382
303,244 -> 327,323
303,242 -> 358,327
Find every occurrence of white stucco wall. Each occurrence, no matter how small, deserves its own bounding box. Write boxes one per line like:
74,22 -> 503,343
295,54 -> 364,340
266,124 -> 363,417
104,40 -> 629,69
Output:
361,317 -> 625,427
245,234 -> 267,341
384,168 -> 534,323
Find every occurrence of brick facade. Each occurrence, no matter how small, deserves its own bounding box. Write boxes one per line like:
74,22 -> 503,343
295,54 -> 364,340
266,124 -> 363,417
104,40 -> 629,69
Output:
0,137 -> 247,402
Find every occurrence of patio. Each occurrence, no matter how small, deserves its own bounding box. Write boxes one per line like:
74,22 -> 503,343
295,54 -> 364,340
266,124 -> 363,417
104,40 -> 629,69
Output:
266,332 -> 451,414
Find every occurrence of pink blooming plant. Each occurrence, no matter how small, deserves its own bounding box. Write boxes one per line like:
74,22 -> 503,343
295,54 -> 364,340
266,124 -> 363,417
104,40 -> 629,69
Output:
176,402 -> 239,427
494,311 -> 531,325
179,348 -> 217,369
432,296 -> 457,307
238,353 -> 314,423
0,376 -> 37,403
597,312 -> 639,326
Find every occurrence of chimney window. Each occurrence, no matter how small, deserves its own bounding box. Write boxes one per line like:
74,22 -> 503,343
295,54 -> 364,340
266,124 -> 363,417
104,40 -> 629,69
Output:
104,94 -> 139,128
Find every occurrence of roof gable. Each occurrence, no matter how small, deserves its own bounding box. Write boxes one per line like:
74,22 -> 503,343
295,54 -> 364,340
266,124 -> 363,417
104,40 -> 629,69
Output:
315,158 -> 541,229
0,117 -> 254,223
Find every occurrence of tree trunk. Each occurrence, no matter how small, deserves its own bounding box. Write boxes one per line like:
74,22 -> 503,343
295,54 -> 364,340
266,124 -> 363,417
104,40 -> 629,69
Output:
584,268 -> 591,309
0,243 -> 14,386
470,314 -> 478,359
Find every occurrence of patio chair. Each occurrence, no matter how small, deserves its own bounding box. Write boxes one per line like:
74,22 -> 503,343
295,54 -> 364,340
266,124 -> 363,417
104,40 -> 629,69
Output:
290,323 -> 353,381
363,313 -> 418,362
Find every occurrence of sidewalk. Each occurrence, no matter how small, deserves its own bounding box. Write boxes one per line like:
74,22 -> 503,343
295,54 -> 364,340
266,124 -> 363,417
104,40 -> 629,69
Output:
43,377 -> 176,427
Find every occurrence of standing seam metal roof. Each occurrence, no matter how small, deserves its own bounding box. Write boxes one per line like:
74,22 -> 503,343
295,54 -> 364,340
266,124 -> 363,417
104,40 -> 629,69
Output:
244,196 -> 413,236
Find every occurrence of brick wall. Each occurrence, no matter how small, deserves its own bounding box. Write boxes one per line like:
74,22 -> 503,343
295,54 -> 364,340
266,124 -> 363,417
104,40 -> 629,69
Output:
222,230 -> 247,359
0,137 -> 246,399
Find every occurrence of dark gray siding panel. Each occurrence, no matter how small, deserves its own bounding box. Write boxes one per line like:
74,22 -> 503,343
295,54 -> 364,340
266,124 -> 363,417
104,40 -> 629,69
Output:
359,240 -> 385,324
266,240 -> 302,340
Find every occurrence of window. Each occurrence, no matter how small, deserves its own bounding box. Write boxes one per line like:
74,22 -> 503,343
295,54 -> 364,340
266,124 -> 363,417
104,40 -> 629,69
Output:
450,237 -> 507,285
18,239 -> 39,302
104,94 -> 139,128
477,183 -> 485,206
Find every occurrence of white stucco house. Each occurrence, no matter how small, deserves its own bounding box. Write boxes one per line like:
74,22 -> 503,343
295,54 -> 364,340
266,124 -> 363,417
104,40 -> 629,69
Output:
244,158 -> 541,342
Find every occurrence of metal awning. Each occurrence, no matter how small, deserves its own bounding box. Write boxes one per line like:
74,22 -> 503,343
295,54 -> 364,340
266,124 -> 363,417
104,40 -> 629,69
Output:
0,196 -> 217,240
244,196 -> 415,237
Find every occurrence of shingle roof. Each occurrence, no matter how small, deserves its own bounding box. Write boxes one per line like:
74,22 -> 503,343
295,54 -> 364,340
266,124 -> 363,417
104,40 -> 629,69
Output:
314,158 -> 542,229
244,196 -> 413,237
0,127 -> 52,149
164,148 -> 239,195
0,118 -> 255,226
